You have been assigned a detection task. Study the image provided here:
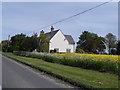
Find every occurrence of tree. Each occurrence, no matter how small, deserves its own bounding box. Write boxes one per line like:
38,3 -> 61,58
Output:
38,33 -> 49,52
76,31 -> 105,53
21,33 -> 39,52
105,33 -> 117,54
30,33 -> 39,51
10,33 -> 26,51
1,40 -> 9,52
2,33 -> 39,52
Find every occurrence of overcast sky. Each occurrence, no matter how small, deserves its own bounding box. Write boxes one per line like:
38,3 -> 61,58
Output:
2,2 -> 118,43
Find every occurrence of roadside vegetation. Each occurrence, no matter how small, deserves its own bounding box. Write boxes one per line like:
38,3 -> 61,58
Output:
3,52 -> 119,88
1,30 -> 119,89
1,31 -> 120,55
13,51 -> 119,75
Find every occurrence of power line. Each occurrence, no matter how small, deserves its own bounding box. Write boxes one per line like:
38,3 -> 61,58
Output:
30,0 -> 113,33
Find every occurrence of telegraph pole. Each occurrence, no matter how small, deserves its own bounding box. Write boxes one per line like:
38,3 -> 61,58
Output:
6,35 -> 10,52
8,35 -> 10,46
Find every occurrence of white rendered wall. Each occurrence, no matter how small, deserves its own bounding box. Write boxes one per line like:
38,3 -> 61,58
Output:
49,30 -> 75,53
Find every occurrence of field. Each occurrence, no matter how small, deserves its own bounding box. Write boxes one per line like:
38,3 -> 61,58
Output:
2,52 -> 119,88
54,53 -> 119,74
17,52 -> 119,75
55,53 -> 118,62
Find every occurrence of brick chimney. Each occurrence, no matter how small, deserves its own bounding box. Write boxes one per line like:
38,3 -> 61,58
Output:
51,26 -> 54,32
40,30 -> 44,35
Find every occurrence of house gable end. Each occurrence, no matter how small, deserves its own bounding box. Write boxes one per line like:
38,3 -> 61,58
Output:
48,29 -> 75,53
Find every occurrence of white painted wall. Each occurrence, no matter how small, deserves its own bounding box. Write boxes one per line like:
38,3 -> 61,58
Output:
49,30 -> 75,53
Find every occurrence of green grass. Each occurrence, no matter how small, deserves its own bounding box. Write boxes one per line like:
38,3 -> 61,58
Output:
14,52 -> 119,75
3,53 -> 119,88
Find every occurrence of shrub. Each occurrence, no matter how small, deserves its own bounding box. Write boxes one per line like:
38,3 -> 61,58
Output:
76,49 -> 85,53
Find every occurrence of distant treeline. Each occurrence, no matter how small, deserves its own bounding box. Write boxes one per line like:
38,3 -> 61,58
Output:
0,31 -> 120,55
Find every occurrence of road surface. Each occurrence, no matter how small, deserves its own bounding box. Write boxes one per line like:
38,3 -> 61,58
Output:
2,55 -> 70,88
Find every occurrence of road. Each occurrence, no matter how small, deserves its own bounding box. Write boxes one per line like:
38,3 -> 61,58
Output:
2,55 -> 69,88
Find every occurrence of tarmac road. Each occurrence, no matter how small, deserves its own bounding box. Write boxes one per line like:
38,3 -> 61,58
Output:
2,55 -> 69,88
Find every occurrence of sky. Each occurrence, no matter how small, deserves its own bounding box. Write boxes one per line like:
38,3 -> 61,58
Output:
1,1 -> 118,44
0,2 -> 2,43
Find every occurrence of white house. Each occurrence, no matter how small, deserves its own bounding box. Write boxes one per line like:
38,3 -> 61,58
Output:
40,26 -> 75,53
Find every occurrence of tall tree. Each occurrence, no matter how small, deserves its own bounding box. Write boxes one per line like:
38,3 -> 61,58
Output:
21,33 -> 39,51
38,32 -> 49,52
30,33 -> 39,51
105,33 -> 117,54
10,33 -> 26,51
76,31 -> 105,53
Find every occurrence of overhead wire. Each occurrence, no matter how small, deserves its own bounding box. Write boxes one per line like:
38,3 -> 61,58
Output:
27,0 -> 113,34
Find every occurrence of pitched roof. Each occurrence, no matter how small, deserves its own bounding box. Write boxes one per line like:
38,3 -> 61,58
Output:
64,35 -> 75,44
45,30 -> 75,44
45,30 -> 59,40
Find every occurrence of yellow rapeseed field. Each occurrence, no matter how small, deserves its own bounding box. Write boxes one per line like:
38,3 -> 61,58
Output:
55,53 -> 119,63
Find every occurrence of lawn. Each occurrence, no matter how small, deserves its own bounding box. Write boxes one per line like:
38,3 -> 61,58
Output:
2,52 -> 119,89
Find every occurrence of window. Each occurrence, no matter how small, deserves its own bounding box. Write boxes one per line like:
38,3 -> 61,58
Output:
54,48 -> 59,52
66,49 -> 71,53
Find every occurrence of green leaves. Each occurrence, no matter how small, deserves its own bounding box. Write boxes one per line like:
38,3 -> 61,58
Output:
76,31 -> 106,53
38,34 -> 49,52
2,33 -> 39,52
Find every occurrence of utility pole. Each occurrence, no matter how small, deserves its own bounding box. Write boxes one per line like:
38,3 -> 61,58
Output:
39,39 -> 41,52
6,35 -> 10,52
8,35 -> 10,46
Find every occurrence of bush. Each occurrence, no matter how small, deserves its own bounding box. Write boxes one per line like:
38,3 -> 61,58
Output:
76,49 -> 85,53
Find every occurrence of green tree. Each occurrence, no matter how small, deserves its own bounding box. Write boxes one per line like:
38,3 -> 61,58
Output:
30,33 -> 39,51
1,40 -> 9,52
2,33 -> 39,52
21,33 -> 39,52
38,33 -> 49,52
10,33 -> 26,51
76,31 -> 105,53
1,32 -> 40,52
8,45 -> 20,52
21,36 -> 31,51
105,33 -> 117,54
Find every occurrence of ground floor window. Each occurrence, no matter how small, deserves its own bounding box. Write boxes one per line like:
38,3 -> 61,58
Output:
66,49 -> 71,53
50,48 -> 59,53
54,48 -> 59,52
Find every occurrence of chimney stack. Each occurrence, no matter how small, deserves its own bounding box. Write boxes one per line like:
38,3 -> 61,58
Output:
51,26 -> 54,32
40,30 -> 44,35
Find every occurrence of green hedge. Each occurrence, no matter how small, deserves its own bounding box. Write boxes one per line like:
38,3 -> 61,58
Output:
14,52 -> 119,75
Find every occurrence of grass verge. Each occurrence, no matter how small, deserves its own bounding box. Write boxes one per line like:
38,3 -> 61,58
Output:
2,52 -> 119,89
13,51 -> 119,75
